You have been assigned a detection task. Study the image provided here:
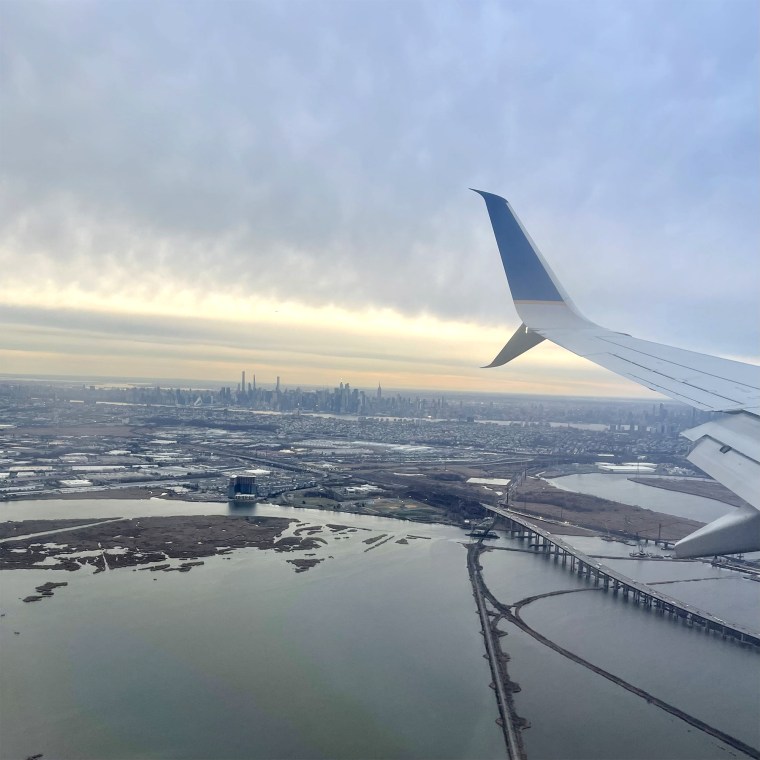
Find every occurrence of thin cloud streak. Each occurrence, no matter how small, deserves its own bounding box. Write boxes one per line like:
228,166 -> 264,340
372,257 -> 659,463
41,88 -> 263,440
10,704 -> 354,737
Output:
0,302 -> 660,397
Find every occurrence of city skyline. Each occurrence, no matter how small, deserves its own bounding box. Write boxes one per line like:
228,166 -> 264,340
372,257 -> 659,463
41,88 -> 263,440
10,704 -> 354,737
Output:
0,357 -> 665,400
1,1 -> 757,396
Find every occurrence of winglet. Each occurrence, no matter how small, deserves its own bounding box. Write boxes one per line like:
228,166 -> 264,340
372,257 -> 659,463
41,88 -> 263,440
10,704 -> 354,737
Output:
483,323 -> 545,368
471,189 -> 568,305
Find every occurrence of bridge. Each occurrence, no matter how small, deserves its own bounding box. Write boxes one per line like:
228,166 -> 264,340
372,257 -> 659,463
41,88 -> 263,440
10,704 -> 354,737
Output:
483,504 -> 760,649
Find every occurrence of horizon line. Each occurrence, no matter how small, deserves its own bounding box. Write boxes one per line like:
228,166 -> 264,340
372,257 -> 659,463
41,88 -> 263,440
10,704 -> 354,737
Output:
0,371 -> 683,405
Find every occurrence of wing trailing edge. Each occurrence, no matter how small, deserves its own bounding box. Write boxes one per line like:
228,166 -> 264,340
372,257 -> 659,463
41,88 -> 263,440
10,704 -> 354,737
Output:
474,189 -> 760,559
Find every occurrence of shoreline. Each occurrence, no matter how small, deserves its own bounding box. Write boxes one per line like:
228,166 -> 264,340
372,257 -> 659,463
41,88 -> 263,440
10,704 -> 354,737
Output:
1,476 -> 708,544
628,477 -> 748,509
1,486 -> 210,502
511,478 -> 703,542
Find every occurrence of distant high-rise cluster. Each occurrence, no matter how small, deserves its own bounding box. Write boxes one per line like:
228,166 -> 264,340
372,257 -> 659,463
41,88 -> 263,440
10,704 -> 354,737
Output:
212,371 -> 461,417
3,373 -> 706,435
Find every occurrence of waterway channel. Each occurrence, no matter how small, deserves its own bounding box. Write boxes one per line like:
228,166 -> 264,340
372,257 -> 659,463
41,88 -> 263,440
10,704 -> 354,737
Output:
550,473 -> 733,524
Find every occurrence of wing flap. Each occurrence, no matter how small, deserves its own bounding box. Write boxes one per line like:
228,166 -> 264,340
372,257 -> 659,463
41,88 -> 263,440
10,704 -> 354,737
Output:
672,505 -> 760,558
674,412 -> 760,556
681,412 -> 760,509
682,412 -> 760,460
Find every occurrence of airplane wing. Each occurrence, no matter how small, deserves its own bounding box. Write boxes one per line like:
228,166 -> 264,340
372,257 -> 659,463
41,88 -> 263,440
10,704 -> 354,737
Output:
473,189 -> 760,558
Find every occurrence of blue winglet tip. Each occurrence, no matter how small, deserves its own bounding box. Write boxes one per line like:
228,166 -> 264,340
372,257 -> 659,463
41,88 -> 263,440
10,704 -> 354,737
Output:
472,188 -> 565,303
470,188 -> 506,204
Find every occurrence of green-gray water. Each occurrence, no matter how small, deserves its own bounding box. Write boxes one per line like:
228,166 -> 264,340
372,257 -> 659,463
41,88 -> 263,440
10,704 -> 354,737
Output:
1,506 -> 502,759
2,497 -> 759,759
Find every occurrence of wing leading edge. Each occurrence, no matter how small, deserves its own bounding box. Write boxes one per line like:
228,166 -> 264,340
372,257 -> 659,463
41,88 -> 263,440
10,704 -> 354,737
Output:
473,189 -> 760,558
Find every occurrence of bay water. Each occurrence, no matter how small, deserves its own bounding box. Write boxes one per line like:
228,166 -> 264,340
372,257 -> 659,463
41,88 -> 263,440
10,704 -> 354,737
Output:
1,484 -> 759,759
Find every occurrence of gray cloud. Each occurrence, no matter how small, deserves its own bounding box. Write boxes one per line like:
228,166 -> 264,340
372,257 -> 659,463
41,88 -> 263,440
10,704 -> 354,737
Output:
1,0 -> 758,360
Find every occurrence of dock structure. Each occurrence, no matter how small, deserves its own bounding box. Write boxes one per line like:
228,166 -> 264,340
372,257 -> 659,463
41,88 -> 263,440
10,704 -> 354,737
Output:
484,504 -> 760,649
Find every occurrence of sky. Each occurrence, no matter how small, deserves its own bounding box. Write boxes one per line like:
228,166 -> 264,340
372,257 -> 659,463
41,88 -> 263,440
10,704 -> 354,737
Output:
1,0 -> 758,396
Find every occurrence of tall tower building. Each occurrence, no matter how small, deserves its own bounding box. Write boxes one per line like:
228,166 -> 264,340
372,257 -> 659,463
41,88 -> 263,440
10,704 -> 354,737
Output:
241,371 -> 246,395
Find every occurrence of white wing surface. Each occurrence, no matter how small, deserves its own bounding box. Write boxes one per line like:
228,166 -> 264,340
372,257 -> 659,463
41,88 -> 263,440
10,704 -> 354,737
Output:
474,190 -> 760,558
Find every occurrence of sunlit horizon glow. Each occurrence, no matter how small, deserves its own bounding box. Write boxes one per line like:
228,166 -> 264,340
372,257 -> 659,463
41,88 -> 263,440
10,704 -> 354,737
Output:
1,275 -> 756,398
0,284 -> 694,399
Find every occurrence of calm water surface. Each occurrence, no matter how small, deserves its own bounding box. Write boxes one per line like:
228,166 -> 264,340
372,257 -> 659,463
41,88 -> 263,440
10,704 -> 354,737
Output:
481,541 -> 760,759
1,503 -> 502,759
2,494 -> 759,759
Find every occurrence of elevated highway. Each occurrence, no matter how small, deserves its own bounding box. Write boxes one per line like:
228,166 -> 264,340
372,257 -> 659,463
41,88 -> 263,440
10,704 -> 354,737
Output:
484,504 -> 760,648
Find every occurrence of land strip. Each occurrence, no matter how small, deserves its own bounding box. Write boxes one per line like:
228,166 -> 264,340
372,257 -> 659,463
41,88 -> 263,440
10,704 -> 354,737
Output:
27,486 -> 170,501
0,515 -> 322,572
629,477 -> 750,508
0,518 -> 108,540
467,542 -> 527,760
0,518 -> 125,544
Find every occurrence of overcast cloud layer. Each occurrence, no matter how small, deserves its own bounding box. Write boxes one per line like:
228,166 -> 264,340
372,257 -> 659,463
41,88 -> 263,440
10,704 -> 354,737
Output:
1,0 -> 758,391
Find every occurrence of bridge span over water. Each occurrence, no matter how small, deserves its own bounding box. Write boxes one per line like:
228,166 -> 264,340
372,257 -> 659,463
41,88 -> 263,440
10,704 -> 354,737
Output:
483,504 -> 760,649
